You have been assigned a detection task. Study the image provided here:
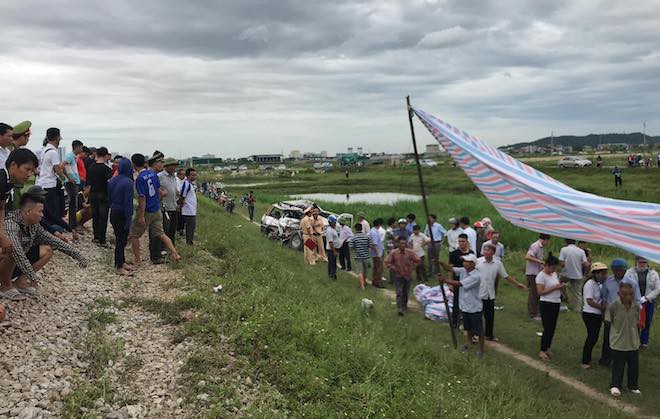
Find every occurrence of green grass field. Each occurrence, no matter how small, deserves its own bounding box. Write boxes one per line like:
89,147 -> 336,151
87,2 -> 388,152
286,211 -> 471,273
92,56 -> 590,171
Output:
158,199 -> 632,418
182,162 -> 659,417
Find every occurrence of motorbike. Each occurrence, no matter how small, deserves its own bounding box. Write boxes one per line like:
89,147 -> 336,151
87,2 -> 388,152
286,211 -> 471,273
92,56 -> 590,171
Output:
226,198 -> 235,214
240,194 -> 249,207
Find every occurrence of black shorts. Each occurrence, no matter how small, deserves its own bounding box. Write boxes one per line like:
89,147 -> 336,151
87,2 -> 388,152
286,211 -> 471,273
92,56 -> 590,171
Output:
463,311 -> 484,336
12,245 -> 40,279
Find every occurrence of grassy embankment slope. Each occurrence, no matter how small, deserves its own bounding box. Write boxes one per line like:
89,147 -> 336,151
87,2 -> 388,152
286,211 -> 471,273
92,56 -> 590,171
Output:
208,163 -> 660,416
162,196 -> 631,418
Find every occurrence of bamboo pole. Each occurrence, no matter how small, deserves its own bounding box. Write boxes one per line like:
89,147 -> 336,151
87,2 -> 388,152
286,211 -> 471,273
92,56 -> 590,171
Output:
406,96 -> 458,349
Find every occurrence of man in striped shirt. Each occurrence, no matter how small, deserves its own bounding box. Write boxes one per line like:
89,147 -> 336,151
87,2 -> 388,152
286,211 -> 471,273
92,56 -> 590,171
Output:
349,223 -> 374,289
0,187 -> 87,300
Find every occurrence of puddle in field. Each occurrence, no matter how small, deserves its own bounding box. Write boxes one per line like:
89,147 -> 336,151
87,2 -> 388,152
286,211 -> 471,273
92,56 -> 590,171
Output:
290,192 -> 421,205
223,181 -> 300,187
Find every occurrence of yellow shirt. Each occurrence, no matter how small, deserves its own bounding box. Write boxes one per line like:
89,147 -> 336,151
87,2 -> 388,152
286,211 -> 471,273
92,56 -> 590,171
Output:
311,217 -> 324,234
300,215 -> 313,235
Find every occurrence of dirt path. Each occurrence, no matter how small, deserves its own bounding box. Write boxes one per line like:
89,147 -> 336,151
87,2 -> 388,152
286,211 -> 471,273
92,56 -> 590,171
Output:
372,283 -> 652,417
235,210 -> 654,419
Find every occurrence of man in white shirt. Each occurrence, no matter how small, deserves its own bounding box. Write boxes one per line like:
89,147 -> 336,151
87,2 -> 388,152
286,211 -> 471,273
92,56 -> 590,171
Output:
180,168 -> 198,245
425,214 -> 447,276
63,140 -> 83,231
337,218 -> 353,271
36,128 -> 65,190
623,256 -> 660,350
446,217 -> 461,254
36,128 -> 72,236
559,238 -> 589,312
439,254 -> 485,356
325,215 -> 340,280
477,244 -> 527,341
377,221 -> 386,246
408,225 -> 430,282
369,218 -> 385,288
481,231 -> 505,260
176,168 -> 186,236
459,216 -> 477,254
0,123 -> 13,169
357,211 -> 370,234
158,158 -> 181,253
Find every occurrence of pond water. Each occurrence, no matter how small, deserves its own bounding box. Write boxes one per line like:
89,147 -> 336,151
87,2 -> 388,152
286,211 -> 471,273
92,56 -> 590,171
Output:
223,181 -> 300,188
290,192 -> 421,205
223,182 -> 272,187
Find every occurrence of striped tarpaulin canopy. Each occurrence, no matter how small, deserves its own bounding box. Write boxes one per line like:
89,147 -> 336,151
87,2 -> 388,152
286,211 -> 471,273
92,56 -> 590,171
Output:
413,107 -> 660,263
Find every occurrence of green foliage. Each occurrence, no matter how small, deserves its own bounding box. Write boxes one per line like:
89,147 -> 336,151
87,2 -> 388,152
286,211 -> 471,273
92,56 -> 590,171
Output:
61,377 -> 113,419
62,301 -> 124,417
167,196 -> 643,418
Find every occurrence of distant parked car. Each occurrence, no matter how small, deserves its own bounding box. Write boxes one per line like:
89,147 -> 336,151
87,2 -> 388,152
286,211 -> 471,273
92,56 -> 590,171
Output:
558,156 -> 592,168
420,159 -> 438,168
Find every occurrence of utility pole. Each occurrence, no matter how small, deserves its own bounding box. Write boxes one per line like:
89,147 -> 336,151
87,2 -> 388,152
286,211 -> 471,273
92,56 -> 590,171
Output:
643,122 -> 647,148
550,131 -> 554,154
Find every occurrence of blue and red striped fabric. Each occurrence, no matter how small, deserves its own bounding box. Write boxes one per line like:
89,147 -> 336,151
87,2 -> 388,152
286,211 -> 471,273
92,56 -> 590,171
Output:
413,107 -> 660,263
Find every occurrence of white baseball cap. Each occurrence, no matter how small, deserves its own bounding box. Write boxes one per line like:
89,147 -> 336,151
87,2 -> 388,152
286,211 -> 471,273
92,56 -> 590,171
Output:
461,254 -> 478,263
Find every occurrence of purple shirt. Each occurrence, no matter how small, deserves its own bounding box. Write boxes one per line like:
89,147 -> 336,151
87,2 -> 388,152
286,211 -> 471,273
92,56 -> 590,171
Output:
525,240 -> 544,276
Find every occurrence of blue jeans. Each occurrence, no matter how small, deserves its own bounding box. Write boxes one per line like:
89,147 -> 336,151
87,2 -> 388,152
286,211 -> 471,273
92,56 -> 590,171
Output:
641,301 -> 655,345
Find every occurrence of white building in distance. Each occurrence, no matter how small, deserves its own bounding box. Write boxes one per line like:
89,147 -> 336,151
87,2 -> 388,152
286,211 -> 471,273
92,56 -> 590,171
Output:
425,144 -> 440,156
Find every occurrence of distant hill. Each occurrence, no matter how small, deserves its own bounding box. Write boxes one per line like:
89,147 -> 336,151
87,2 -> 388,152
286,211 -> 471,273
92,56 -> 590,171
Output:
506,133 -> 660,149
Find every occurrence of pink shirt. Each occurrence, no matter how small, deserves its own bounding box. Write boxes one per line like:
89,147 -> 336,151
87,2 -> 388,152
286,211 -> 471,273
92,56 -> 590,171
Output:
525,240 -> 544,276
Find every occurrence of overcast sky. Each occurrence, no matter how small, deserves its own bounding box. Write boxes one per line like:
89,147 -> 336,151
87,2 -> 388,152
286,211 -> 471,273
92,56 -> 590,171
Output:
1,0 -> 658,158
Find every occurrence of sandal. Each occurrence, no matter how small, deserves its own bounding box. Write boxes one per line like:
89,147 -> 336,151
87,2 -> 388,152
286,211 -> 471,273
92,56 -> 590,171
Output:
116,268 -> 134,277
0,288 -> 28,301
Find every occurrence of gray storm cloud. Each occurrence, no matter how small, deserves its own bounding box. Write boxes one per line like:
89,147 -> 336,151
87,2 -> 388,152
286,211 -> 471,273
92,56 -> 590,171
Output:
0,0 -> 658,157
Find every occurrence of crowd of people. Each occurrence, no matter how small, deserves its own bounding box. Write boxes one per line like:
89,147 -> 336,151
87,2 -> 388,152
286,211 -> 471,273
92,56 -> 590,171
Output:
296,204 -> 657,397
2,121 -> 656,398
625,153 -> 660,168
524,234 -> 657,396
0,122 -> 199,322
